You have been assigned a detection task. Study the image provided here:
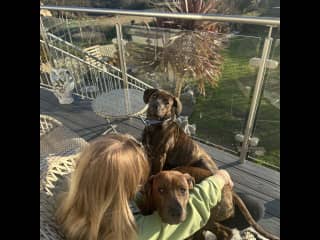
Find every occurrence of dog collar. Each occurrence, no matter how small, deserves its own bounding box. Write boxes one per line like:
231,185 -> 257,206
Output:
144,118 -> 172,126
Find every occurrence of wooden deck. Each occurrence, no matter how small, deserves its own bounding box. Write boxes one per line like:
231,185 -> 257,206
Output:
40,88 -> 280,237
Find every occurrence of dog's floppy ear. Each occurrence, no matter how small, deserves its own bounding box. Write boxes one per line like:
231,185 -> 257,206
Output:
144,175 -> 155,197
138,175 -> 156,215
173,97 -> 182,116
143,89 -> 159,103
184,173 -> 195,189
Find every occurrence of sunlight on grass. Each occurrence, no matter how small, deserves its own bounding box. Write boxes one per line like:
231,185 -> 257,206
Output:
189,36 -> 280,168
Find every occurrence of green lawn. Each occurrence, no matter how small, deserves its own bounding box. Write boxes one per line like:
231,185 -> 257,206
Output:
189,36 -> 280,169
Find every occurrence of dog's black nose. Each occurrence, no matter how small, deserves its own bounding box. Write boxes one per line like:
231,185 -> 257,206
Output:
169,203 -> 183,217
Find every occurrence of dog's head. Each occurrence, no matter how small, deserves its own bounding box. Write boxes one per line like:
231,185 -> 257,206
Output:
144,170 -> 195,224
143,89 -> 182,120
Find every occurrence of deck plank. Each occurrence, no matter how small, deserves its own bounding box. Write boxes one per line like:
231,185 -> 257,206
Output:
259,213 -> 280,237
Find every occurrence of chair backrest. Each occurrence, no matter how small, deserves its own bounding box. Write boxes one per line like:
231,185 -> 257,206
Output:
40,114 -> 88,194
40,115 -> 88,240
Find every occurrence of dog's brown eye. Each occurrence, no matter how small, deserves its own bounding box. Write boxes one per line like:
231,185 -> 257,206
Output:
180,188 -> 186,194
158,188 -> 165,193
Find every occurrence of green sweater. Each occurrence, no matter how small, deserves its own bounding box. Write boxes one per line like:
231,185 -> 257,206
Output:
133,175 -> 225,240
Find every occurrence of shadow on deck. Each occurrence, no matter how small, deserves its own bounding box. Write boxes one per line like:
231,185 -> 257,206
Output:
40,88 -> 280,237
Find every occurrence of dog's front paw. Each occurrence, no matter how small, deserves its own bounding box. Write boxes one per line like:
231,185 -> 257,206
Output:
202,230 -> 217,240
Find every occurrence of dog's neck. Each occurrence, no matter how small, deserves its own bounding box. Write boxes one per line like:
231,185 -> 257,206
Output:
144,117 -> 176,127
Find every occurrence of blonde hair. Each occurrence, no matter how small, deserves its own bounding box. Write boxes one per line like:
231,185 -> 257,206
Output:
56,134 -> 150,240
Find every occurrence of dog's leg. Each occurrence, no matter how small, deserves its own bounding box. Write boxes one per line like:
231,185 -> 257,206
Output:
151,136 -> 176,174
211,186 -> 235,222
151,153 -> 167,174
141,128 -> 148,147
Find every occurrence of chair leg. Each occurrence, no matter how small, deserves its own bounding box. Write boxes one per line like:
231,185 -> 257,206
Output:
102,118 -> 118,135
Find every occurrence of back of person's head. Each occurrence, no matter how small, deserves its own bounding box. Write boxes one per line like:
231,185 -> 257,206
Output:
56,133 -> 150,240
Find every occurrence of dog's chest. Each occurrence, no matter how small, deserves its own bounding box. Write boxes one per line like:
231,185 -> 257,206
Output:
144,125 -> 165,146
143,124 -> 197,165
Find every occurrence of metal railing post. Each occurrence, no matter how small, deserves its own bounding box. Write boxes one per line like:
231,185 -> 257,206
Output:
115,20 -> 131,114
239,26 -> 274,163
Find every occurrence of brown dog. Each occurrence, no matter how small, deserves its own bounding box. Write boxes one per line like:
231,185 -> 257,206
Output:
138,170 -> 195,225
141,89 -> 279,240
138,169 -> 233,240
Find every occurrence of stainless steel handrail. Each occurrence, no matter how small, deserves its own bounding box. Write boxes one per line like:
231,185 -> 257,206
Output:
40,6 -> 280,27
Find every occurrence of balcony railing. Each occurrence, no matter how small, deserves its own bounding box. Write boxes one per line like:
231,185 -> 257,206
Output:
40,5 -> 280,170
